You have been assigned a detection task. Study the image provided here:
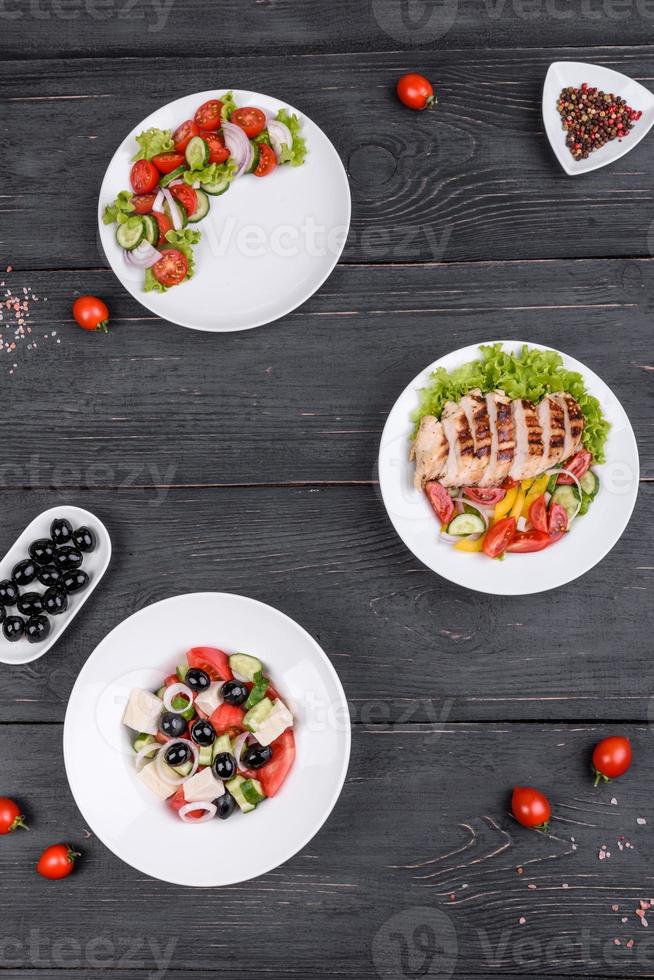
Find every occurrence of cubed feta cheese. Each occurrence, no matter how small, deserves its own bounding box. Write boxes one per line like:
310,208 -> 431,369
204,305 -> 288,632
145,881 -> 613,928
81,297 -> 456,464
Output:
122,689 -> 163,735
137,760 -> 175,800
253,699 -> 293,746
183,766 -> 224,803
194,681 -> 223,716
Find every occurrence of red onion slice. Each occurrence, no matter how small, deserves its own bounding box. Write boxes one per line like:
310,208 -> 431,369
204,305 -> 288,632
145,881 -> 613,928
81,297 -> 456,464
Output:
156,738 -> 199,786
123,241 -> 162,270
222,120 -> 253,177
178,801 -> 217,823
135,740 -> 162,772
267,119 -> 292,160
152,189 -> 164,212
163,682 -> 193,713
232,731 -> 253,772
162,188 -> 184,230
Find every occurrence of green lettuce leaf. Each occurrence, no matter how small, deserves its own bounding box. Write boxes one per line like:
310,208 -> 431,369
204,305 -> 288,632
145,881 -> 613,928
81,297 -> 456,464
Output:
413,343 -> 611,464
183,159 -> 236,184
102,190 -> 134,225
132,128 -> 174,162
220,90 -> 238,120
275,109 -> 307,166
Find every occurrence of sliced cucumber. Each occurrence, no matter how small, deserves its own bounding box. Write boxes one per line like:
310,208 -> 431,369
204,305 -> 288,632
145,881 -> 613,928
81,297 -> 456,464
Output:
164,196 -> 188,229
116,216 -> 145,250
579,470 -> 599,498
185,135 -> 210,170
225,775 -> 256,813
245,142 -> 260,174
141,214 -> 158,246
201,176 -> 230,196
243,696 -> 274,733
198,744 -> 214,767
173,760 -> 194,777
245,674 -> 269,710
230,653 -> 263,682
551,484 -> 579,523
159,165 -> 186,187
241,778 -> 266,806
187,188 -> 209,223
171,694 -> 196,722
447,513 -> 485,537
213,734 -> 232,761
175,663 -> 189,682
155,686 -> 165,700
133,733 -> 157,757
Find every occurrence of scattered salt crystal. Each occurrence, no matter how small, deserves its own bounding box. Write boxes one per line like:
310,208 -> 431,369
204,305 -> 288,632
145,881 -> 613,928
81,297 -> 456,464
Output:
640,900 -> 650,910
6,266 -> 12,272
562,883 -> 569,889
527,884 -> 537,890
612,904 -> 619,912
516,866 -> 523,875
622,917 -> 628,923
613,938 -> 621,946
610,797 -> 618,805
627,939 -> 635,948
637,817 -> 646,825
518,917 -> 526,925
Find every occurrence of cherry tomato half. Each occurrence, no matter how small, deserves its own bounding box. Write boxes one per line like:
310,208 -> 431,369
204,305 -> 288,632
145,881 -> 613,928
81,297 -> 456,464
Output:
152,249 -> 188,288
483,516 -> 516,559
36,844 -> 80,880
202,131 -> 230,164
254,143 -> 277,177
170,183 -> 197,218
396,72 -> 436,111
557,448 -> 592,485
151,151 -> 185,174
173,119 -> 200,154
194,99 -> 224,132
232,106 -> 266,139
592,736 -> 632,786
511,786 -> 551,831
528,493 -> 548,534
130,159 -> 159,195
463,487 -> 506,506
506,530 -> 551,553
0,797 -> 27,834
72,295 -> 110,333
131,192 -> 157,215
153,211 -> 173,246
425,481 -> 454,526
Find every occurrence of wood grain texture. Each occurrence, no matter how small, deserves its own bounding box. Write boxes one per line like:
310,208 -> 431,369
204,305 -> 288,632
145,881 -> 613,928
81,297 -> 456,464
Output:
1,260 -> 651,485
0,483 -> 651,725
2,722 -> 653,977
4,48 -> 654,267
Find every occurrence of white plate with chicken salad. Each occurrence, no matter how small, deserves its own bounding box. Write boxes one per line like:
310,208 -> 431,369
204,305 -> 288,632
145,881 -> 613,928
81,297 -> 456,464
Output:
63,593 -> 351,887
98,89 -> 351,332
378,341 -> 639,596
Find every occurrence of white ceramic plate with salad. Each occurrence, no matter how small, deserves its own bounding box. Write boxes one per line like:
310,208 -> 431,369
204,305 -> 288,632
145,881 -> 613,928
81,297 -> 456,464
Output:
63,592 -> 350,887
98,89 -> 351,332
378,341 -> 639,596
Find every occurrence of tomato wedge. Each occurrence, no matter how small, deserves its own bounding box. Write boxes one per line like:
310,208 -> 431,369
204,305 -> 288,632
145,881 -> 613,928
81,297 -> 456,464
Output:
151,151 -> 185,174
131,192 -> 157,214
194,99 -> 224,131
463,487 -> 506,506
548,502 -> 569,540
483,516 -> 516,558
258,729 -> 296,797
169,787 -> 204,819
164,673 -> 178,688
187,647 -> 233,683
170,183 -> 197,218
153,211 -> 173,245
528,493 -> 548,533
152,248 -> 188,287
210,704 -> 245,735
202,131 -> 230,164
254,143 -> 277,177
231,106 -> 266,138
173,119 -> 200,153
506,530 -> 551,553
425,481 -> 454,525
130,159 -> 159,194
557,448 -> 592,484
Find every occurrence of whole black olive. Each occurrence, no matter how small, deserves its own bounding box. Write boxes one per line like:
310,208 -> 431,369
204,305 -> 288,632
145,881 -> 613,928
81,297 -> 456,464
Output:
25,615 -> 51,644
213,752 -> 237,781
43,588 -> 68,616
17,592 -> 45,617
72,526 -> 96,553
242,744 -> 273,770
164,742 -> 191,768
36,564 -> 63,588
221,680 -> 249,706
28,538 -> 56,566
3,616 -> 25,642
190,719 -> 216,747
55,546 -> 83,572
50,517 -> 73,545
0,580 -> 19,605
12,559 -> 37,587
216,792 -> 237,820
185,667 -> 211,692
159,712 -> 187,739
61,569 -> 89,594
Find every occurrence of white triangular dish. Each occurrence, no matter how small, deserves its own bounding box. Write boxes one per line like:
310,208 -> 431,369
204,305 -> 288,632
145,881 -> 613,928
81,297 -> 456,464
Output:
543,61 -> 654,175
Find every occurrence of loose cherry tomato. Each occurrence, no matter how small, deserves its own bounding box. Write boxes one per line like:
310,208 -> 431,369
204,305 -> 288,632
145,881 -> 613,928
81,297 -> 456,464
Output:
194,99 -> 224,131
0,797 -> 27,834
152,249 -> 188,288
506,530 -> 551,553
131,192 -> 157,214
37,844 -> 80,880
483,516 -> 516,559
511,786 -> 551,832
557,449 -> 592,484
173,119 -> 200,153
202,131 -> 230,164
254,143 -> 277,177
153,211 -> 173,246
396,72 -> 436,110
463,487 -> 506,506
592,736 -> 632,786
425,481 -> 454,525
151,151 -> 185,174
528,493 -> 548,533
548,502 -> 569,540
130,159 -> 159,195
231,106 -> 266,138
72,295 -> 109,333
170,183 -> 197,218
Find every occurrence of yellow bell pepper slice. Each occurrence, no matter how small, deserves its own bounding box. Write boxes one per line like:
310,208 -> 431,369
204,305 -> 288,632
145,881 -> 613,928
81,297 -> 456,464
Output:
510,487 -> 526,519
521,474 -> 550,519
494,487 -> 518,521
454,535 -> 485,552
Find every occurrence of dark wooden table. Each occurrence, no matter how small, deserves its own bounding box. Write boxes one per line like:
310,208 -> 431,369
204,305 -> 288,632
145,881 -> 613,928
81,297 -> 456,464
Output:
2,3 -> 654,978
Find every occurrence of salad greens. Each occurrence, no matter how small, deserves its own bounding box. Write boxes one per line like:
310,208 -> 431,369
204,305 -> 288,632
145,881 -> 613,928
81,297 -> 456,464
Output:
103,190 -> 135,225
132,128 -> 174,162
220,90 -> 238,120
413,343 -> 610,463
276,109 -> 307,167
183,160 -> 236,185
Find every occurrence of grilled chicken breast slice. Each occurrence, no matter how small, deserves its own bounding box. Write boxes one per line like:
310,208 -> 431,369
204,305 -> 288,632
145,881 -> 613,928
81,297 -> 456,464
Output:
410,415 -> 449,489
479,391 -> 515,487
537,395 -> 566,470
440,400 -> 478,486
460,389 -> 491,485
509,398 -> 545,481
553,392 -> 585,461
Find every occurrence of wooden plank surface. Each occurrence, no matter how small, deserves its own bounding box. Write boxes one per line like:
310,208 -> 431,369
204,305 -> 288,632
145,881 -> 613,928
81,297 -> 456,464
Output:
1,260 -> 652,484
4,49 -> 654,269
1,483 -> 651,725
2,722 -> 653,977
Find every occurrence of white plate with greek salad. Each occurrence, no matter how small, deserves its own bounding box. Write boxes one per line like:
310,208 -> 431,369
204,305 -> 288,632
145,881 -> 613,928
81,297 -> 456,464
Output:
98,89 -> 351,332
63,592 -> 351,887
378,341 -> 639,595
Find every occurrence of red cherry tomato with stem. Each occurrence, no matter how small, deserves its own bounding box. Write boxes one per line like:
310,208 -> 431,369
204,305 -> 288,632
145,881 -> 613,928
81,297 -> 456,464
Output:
511,786 -> 551,833
72,296 -> 109,333
0,797 -> 27,834
37,844 -> 80,880
396,72 -> 436,110
592,736 -> 632,786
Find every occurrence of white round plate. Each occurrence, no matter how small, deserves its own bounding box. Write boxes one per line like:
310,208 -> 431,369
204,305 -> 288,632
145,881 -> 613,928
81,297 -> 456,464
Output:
98,89 -> 351,332
378,340 -> 639,596
63,593 -> 351,886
